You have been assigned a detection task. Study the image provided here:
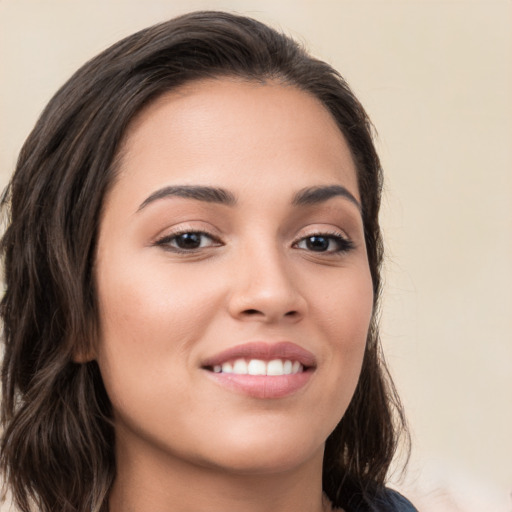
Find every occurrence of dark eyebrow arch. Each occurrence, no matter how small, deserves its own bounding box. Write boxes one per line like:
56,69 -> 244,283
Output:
138,185 -> 237,211
292,185 -> 361,211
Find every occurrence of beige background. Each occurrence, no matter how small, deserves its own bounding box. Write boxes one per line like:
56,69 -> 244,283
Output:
1,1 -> 511,510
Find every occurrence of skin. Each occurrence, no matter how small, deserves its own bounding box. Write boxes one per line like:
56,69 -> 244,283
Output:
94,78 -> 374,512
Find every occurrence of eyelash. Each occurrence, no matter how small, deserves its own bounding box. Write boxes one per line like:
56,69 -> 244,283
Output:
293,231 -> 355,254
154,230 -> 221,253
154,229 -> 355,255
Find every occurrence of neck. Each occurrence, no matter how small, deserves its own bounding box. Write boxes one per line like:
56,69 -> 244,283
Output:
109,431 -> 330,512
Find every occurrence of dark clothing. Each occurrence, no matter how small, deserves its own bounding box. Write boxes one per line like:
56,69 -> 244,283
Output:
340,488 -> 418,512
379,489 -> 418,511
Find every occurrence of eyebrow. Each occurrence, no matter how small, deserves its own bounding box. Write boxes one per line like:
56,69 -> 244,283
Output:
137,183 -> 360,212
138,185 -> 236,211
292,185 -> 361,211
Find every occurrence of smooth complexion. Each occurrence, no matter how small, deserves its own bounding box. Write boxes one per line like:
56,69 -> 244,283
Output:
94,79 -> 374,512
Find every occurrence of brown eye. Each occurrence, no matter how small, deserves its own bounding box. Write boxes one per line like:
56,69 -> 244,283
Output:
304,236 -> 330,252
295,234 -> 354,254
174,233 -> 204,249
155,231 -> 220,252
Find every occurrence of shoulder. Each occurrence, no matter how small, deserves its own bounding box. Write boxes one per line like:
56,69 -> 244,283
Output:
329,486 -> 418,512
337,488 -> 418,512
374,488 -> 418,511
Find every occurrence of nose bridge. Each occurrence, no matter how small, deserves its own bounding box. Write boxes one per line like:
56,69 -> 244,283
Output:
228,236 -> 306,322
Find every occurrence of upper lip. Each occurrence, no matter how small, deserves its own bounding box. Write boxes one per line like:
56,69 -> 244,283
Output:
201,341 -> 317,369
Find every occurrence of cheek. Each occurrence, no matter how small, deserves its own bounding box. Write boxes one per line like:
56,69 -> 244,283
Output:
96,253 -> 222,347
314,262 -> 374,345
94,270 -> 205,441
93,253 -> 235,410
312,263 -> 374,405
94,263 -> 189,389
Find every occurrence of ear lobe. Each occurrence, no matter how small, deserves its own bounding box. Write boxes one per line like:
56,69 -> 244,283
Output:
72,349 -> 97,363
71,337 -> 98,363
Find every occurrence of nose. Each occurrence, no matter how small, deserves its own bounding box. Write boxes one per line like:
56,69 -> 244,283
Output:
227,243 -> 307,324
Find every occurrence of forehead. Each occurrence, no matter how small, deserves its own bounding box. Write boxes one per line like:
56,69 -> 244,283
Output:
113,78 -> 360,205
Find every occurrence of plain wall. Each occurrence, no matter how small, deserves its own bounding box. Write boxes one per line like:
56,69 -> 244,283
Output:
1,1 -> 511,510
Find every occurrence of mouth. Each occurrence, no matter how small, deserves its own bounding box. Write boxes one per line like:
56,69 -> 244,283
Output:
206,358 -> 306,376
201,342 -> 316,399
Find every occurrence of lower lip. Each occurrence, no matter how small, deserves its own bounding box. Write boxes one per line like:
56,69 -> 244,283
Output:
204,370 -> 313,399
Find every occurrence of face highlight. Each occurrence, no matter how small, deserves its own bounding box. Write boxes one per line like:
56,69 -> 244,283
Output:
94,79 -> 374,477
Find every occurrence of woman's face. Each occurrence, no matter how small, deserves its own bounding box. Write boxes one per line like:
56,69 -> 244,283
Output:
95,79 -> 374,474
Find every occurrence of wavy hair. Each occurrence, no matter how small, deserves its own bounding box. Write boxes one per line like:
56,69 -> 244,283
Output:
1,11 -> 408,512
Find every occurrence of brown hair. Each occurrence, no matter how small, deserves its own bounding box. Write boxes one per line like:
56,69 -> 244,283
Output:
1,11 -> 408,512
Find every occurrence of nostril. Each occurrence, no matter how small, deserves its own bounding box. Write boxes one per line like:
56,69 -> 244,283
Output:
236,307 -> 303,322
243,309 -> 261,316
241,309 -> 299,318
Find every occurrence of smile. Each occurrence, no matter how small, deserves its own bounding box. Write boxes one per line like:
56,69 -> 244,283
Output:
202,342 -> 315,399
212,358 -> 304,376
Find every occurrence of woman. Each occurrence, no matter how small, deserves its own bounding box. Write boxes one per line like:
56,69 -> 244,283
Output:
0,11 -> 416,512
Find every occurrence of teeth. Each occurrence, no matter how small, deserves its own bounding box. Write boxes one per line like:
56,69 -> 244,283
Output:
233,359 -> 248,374
221,362 -> 233,373
213,359 -> 304,376
247,359 -> 266,375
267,359 -> 284,376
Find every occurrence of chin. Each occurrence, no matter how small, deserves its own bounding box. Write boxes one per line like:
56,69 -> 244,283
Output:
190,423 -> 327,475
203,448 -> 322,476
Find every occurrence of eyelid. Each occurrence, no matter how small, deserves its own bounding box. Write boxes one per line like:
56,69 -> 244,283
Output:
292,225 -> 350,243
155,230 -> 219,245
153,224 -> 223,253
152,221 -> 220,242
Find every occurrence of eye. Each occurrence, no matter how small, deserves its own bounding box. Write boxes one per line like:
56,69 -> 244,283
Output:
294,233 -> 354,253
155,231 -> 221,252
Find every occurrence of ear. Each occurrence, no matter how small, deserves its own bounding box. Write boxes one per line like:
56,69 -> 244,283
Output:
71,336 -> 98,363
72,349 -> 97,363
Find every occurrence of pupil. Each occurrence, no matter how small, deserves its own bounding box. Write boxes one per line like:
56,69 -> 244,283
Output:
307,236 -> 329,251
177,233 -> 201,249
